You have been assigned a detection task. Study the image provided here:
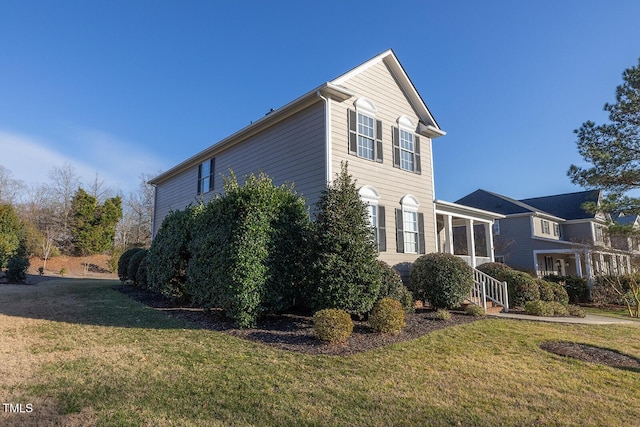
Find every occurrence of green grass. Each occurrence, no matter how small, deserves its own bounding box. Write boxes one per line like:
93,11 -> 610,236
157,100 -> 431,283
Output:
583,306 -> 640,321
2,280 -> 640,426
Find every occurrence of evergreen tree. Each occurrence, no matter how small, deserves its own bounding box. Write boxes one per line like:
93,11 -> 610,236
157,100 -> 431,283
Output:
70,188 -> 122,256
309,162 -> 381,315
0,204 -> 25,267
568,56 -> 640,215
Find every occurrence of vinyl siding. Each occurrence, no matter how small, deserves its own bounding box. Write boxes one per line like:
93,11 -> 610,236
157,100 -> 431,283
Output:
562,222 -> 595,245
531,217 -> 561,240
493,216 -> 538,272
329,60 -> 436,271
153,103 -> 326,235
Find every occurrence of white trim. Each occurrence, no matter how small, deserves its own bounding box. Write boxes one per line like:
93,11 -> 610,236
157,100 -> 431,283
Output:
397,115 -> 415,129
354,98 -> 377,115
400,194 -> 420,210
358,185 -> 380,205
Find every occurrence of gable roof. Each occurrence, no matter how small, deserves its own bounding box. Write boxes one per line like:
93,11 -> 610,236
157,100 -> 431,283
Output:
455,189 -> 544,216
150,50 -> 444,186
614,213 -> 639,227
520,190 -> 601,220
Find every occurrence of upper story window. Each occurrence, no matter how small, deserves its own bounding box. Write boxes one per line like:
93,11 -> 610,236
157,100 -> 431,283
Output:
553,223 -> 560,237
348,98 -> 383,162
197,158 -> 215,195
359,185 -> 386,252
541,219 -> 550,235
493,219 -> 501,236
393,116 -> 421,174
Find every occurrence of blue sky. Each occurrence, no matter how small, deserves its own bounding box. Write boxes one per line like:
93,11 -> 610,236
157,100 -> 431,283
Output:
1,0 -> 639,202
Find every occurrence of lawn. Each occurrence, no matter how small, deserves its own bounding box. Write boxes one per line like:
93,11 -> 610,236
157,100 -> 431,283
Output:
1,279 -> 639,426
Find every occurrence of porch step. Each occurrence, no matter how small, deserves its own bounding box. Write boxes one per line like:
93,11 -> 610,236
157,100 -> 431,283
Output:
463,299 -> 505,314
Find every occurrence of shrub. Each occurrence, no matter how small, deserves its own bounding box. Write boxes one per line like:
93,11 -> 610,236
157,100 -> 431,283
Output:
477,262 -> 539,308
117,247 -> 143,283
568,304 -> 586,318
377,261 -> 414,313
59,267 -> 66,276
548,301 -> 569,316
544,275 -> 589,303
309,163 -> 381,315
465,305 -> 486,317
147,205 -> 201,302
127,249 -> 148,287
409,253 -> 473,310
107,247 -> 123,273
369,297 -> 405,334
6,256 -> 29,283
524,300 -> 554,317
313,309 -> 353,343
135,255 -> 150,290
187,173 -> 311,328
537,279 -> 570,306
434,309 -> 451,321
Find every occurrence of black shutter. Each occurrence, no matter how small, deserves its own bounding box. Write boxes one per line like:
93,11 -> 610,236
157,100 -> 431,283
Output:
197,163 -> 202,194
418,212 -> 426,254
348,109 -> 357,155
414,136 -> 421,175
395,208 -> 404,253
378,205 -> 386,252
375,119 -> 383,163
209,158 -> 215,191
392,127 -> 400,168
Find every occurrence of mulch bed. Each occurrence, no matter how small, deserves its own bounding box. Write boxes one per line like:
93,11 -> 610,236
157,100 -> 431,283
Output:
115,285 -> 481,356
540,341 -> 640,370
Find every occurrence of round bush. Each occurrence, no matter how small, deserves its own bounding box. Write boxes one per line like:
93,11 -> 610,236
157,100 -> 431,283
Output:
377,261 -> 414,313
568,304 -> 586,318
135,255 -> 150,290
434,309 -> 451,321
117,247 -> 143,283
313,309 -> 353,343
524,300 -> 554,317
409,253 -> 473,310
127,249 -> 148,287
6,256 -> 30,283
369,297 -> 405,334
537,279 -> 555,302
548,301 -> 569,316
465,305 -> 486,317
477,263 -> 540,308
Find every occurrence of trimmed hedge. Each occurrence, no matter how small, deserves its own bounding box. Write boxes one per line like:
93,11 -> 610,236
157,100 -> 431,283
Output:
127,249 -> 148,287
369,297 -> 405,334
409,253 -> 473,310
477,262 -> 539,307
544,275 -> 589,303
377,261 -> 414,313
313,309 -> 353,343
117,247 -> 143,283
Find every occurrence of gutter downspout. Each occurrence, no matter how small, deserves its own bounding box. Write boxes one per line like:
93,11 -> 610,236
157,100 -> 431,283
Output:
316,91 -> 332,183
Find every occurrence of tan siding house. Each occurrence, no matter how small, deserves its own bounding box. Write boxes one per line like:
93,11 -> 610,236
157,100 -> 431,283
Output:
150,50 -> 502,281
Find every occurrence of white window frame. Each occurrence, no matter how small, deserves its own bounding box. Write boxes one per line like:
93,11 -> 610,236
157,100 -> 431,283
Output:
359,185 -> 380,245
354,98 -> 377,161
493,219 -> 501,236
541,219 -> 550,235
401,194 -> 420,254
198,158 -> 214,195
398,116 -> 416,172
553,223 -> 560,237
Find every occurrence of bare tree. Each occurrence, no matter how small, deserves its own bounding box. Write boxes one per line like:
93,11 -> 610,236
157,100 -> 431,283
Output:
88,171 -> 113,203
46,163 -> 80,250
0,165 -> 25,204
117,173 -> 155,249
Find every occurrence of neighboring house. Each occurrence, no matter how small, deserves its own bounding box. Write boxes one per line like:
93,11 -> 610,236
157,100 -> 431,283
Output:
456,189 -> 634,282
149,50 -> 507,309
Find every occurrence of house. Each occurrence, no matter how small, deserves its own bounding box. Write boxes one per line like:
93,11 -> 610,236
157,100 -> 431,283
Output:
149,50 -> 507,310
455,189 -> 634,282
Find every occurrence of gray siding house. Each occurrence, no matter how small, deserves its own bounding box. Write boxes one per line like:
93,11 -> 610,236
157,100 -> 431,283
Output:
149,50 -> 505,302
456,189 -> 634,281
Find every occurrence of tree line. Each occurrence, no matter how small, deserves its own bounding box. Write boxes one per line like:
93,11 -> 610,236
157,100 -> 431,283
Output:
0,162 -> 155,271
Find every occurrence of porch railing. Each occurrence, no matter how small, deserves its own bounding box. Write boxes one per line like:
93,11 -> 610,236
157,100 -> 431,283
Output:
469,268 -> 509,313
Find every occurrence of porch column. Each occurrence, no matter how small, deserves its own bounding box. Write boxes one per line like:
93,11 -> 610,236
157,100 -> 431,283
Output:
484,222 -> 494,262
574,252 -> 583,277
627,255 -> 632,274
598,253 -> 605,275
585,252 -> 594,279
444,214 -> 454,255
466,218 -> 476,268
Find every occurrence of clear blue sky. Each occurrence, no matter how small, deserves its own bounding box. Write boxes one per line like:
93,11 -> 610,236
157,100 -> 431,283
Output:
1,0 -> 639,202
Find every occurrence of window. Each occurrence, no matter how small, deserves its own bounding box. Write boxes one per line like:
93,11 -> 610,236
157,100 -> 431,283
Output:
595,225 -> 604,242
495,256 -> 505,264
403,210 -> 418,253
493,220 -> 501,236
541,219 -> 550,235
348,99 -> 382,162
197,158 -> 215,195
357,113 -> 375,160
553,223 -> 560,237
393,116 -> 421,174
359,185 -> 386,252
395,195 -> 424,254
